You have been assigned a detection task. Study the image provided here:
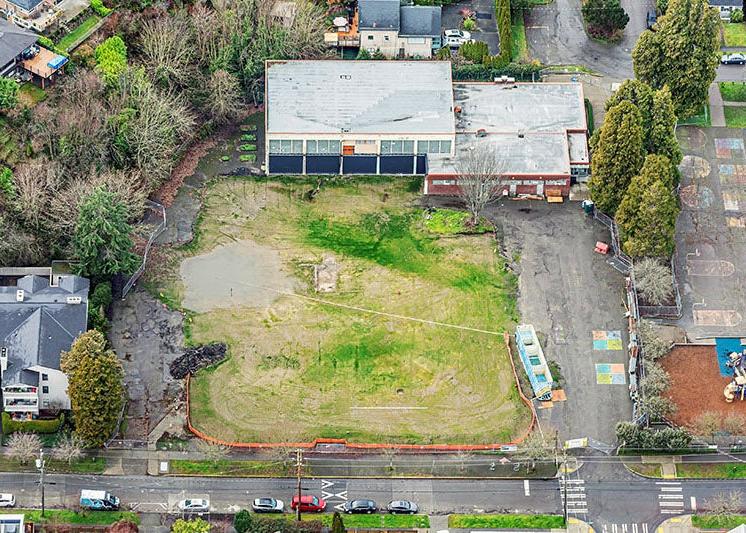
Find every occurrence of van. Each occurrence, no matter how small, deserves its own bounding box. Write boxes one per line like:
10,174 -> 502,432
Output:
80,489 -> 120,510
0,493 -> 15,507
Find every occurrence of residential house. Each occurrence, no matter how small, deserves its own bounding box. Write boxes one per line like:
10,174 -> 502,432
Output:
0,0 -> 61,31
709,0 -> 742,18
0,514 -> 24,533
264,60 -> 589,198
0,18 -> 67,86
358,0 -> 441,58
0,274 -> 89,419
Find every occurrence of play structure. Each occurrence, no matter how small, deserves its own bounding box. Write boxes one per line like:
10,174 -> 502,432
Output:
724,349 -> 746,403
515,324 -> 554,401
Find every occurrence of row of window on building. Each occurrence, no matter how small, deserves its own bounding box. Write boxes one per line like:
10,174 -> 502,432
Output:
269,139 -> 452,155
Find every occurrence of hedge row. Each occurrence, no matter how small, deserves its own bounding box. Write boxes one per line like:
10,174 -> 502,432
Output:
496,0 -> 512,62
2,412 -> 65,434
452,62 -> 543,81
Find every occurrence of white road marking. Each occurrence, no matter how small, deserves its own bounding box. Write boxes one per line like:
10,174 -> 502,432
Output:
643,524 -> 648,533
660,487 -> 683,492
524,480 -> 530,496
659,501 -> 685,507
632,524 -> 638,533
622,524 -> 628,533
659,494 -> 684,500
612,524 -> 618,533
691,496 -> 697,512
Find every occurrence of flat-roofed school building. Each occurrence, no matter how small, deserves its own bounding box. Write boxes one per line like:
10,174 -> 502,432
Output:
264,60 -> 589,198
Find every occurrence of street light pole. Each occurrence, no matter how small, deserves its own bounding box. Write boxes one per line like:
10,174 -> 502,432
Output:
36,448 -> 45,517
295,449 -> 303,522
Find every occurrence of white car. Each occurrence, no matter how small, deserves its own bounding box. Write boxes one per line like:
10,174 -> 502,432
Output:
177,498 -> 210,513
251,497 -> 284,513
0,494 -> 15,508
721,53 -> 746,65
444,28 -> 472,41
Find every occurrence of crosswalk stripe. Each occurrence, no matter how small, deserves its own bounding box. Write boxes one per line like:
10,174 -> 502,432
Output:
643,525 -> 649,533
656,482 -> 681,485
659,494 -> 684,500
661,510 -> 683,515
632,524 -> 638,533
660,487 -> 683,492
659,501 -> 685,507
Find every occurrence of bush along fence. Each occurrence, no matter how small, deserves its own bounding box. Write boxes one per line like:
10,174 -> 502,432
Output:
636,256 -> 682,319
184,333 -> 538,451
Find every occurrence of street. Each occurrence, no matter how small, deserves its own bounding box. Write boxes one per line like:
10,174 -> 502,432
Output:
4,459 -> 746,527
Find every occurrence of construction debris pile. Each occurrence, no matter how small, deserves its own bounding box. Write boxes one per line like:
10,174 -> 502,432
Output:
169,343 -> 228,379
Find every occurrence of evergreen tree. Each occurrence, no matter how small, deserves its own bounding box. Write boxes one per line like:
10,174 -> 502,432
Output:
650,86 -> 683,174
632,0 -> 720,117
61,330 -> 125,447
332,512 -> 346,533
588,101 -> 645,215
606,80 -> 654,141
233,510 -> 253,533
72,187 -> 139,279
582,0 -> 629,36
616,154 -> 680,258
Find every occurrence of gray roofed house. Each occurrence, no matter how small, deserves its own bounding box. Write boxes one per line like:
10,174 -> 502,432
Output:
359,0 -> 400,30
709,0 -> 742,18
0,18 -> 37,75
0,274 -> 89,416
400,6 -> 441,37
357,0 -> 442,57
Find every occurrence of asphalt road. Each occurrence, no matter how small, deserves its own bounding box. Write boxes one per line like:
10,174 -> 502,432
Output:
717,64 -> 746,81
4,461 -> 746,527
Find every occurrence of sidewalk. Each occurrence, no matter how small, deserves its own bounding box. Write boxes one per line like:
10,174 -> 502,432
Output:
709,82 -> 726,127
657,515 -> 696,533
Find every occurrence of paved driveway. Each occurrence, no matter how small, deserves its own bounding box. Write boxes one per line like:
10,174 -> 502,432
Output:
442,0 -> 499,55
524,0 -> 653,78
674,126 -> 746,338
486,202 -> 632,445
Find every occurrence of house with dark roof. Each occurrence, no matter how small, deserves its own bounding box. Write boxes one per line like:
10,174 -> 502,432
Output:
0,0 -> 62,31
0,274 -> 89,419
0,18 -> 37,77
709,0 -> 743,19
359,0 -> 441,58
0,18 -> 67,86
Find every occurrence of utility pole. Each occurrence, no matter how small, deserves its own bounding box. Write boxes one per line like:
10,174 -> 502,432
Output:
295,449 -> 303,522
35,448 -> 45,517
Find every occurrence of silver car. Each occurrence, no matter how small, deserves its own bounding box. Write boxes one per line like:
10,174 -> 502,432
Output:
177,498 -> 210,513
251,497 -> 284,513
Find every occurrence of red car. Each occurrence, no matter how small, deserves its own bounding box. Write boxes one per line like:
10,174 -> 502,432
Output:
290,495 -> 326,513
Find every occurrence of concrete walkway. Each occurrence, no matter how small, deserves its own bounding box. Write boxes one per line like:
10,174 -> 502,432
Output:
657,515 -> 695,533
723,100 -> 746,106
709,82 -> 726,127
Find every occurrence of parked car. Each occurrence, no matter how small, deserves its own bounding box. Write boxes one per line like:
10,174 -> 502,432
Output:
386,500 -> 418,514
80,490 -> 119,511
252,498 -> 284,513
177,498 -> 210,513
290,495 -> 326,513
0,494 -> 15,508
444,28 -> 471,40
443,29 -> 472,47
721,53 -> 746,64
342,499 -> 378,514
646,10 -> 657,28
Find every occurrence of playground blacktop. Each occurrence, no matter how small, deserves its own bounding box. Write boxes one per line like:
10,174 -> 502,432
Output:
675,127 -> 746,340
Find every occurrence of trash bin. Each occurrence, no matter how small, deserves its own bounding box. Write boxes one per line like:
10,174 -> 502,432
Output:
581,199 -> 595,214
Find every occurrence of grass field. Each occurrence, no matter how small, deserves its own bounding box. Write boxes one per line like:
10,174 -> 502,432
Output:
57,14 -> 101,52
719,82 -> 746,102
693,514 -> 746,529
307,514 -> 430,528
170,459 -> 292,477
182,178 -> 528,444
0,456 -> 105,474
18,83 -> 47,107
448,514 -> 565,528
511,13 -> 529,62
723,22 -> 746,46
725,106 -> 746,127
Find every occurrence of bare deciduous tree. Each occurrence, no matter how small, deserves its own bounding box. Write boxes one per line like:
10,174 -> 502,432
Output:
637,319 -> 671,362
516,431 -> 555,473
690,411 -> 722,442
455,145 -> 505,225
53,434 -> 85,465
139,14 -> 196,89
639,361 -> 670,397
5,432 -> 42,464
637,395 -> 676,422
705,490 -> 743,516
722,413 -> 746,442
207,70 -> 243,124
634,258 -> 674,306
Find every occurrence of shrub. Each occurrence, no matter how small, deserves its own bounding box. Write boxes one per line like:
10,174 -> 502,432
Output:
91,0 -> 112,16
459,41 -> 489,62
2,412 -> 65,434
220,155 -> 230,161
234,510 -> 253,533
356,48 -> 371,60
0,166 -> 15,200
239,154 -> 256,162
634,258 -> 674,305
239,144 -> 256,151
732,8 -> 744,22
452,61 -> 543,81
94,36 -> 127,85
463,17 -> 477,31
496,0 -> 512,61
240,124 -> 258,132
38,35 -> 55,49
240,133 -> 256,141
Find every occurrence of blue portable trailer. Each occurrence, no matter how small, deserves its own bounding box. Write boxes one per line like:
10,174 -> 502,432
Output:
515,324 -> 554,401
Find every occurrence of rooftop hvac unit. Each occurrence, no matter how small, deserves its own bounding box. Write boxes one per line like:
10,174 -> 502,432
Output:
15,290 -> 24,302
66,296 -> 82,305
493,76 -> 515,84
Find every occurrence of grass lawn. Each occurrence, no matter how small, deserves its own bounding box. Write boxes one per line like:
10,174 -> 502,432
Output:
692,514 -> 746,529
623,461 -> 662,478
719,82 -> 746,102
170,459 -> 293,477
676,462 -> 746,478
57,14 -> 101,52
679,106 -> 711,127
723,22 -> 746,46
0,456 -> 105,474
423,209 -> 491,235
725,106 -> 746,127
511,13 -> 529,62
303,514 -> 429,528
18,83 -> 47,107
180,178 -> 527,444
448,514 -> 565,528
14,509 -> 138,525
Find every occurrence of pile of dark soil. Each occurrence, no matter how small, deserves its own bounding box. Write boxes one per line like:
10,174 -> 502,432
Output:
169,343 -> 227,379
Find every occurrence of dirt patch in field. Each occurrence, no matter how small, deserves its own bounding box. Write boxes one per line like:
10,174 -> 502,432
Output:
661,344 -> 746,427
179,239 -> 296,313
